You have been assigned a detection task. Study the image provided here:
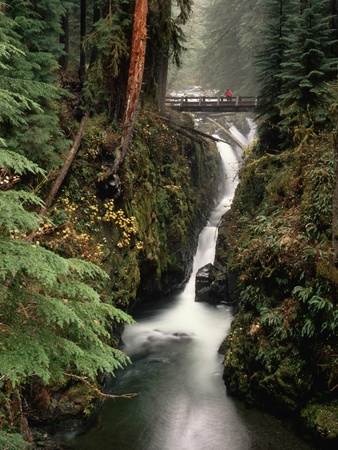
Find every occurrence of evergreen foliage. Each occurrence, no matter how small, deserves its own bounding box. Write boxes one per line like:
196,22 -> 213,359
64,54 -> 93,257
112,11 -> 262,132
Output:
0,145 -> 134,387
255,0 -> 338,151
167,1 -> 205,89
83,0 -> 132,117
0,1 -> 68,168
142,0 -> 193,105
83,0 -> 194,114
0,0 -> 134,424
254,0 -> 289,152
277,0 -> 338,144
0,431 -> 27,450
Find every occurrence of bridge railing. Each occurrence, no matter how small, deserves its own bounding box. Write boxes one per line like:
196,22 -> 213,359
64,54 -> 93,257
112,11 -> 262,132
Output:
165,96 -> 257,108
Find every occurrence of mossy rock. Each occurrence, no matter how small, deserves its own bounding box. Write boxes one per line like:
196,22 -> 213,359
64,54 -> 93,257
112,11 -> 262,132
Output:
300,401 -> 338,443
56,383 -> 96,417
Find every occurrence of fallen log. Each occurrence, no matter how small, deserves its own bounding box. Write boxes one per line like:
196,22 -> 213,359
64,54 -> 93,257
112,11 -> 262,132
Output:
207,117 -> 245,150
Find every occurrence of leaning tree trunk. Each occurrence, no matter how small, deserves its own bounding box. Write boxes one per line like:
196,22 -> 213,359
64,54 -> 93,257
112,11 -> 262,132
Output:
40,113 -> 89,216
108,0 -> 148,177
333,125 -> 338,267
24,114 -> 88,244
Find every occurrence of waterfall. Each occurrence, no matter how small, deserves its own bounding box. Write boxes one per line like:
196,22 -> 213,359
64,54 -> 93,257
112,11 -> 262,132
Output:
57,122 -> 312,450
183,140 -> 239,295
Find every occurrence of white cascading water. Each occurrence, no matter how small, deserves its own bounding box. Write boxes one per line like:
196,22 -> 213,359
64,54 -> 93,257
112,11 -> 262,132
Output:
61,123 -> 313,450
183,138 -> 239,295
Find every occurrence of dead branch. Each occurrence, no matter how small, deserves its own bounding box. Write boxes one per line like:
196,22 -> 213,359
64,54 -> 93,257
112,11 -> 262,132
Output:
63,373 -> 138,399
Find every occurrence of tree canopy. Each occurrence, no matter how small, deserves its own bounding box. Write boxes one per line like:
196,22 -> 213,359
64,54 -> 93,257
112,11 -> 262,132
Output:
255,0 -> 338,150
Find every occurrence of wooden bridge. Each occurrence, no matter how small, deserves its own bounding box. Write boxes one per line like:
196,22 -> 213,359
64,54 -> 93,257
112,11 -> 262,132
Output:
165,95 -> 256,113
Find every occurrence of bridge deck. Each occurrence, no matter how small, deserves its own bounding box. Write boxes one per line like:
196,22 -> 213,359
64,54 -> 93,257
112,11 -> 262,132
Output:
165,96 -> 256,113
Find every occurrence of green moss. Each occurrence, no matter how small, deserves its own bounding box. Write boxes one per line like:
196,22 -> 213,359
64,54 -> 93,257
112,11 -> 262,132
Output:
40,110 -> 222,309
300,401 -> 338,441
217,132 -> 338,442
57,383 -> 96,417
117,112 -> 222,300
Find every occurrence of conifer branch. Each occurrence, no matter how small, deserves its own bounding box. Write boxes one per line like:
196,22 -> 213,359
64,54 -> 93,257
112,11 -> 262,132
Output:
63,373 -> 138,399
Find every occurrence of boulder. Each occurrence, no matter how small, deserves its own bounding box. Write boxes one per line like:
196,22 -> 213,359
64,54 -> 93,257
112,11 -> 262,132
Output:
195,263 -> 230,304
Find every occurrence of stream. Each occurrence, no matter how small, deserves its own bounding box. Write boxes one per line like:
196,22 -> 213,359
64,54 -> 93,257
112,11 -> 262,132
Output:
57,125 -> 314,450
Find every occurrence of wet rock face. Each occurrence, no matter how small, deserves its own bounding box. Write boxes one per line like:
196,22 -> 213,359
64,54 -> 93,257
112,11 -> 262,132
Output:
195,263 -> 234,304
195,263 -> 214,303
26,383 -> 96,424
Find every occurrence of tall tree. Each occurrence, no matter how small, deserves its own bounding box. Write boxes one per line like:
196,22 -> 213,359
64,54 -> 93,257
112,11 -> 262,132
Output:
84,0 -> 132,119
107,0 -> 148,175
142,0 -> 192,108
59,4 -> 70,73
278,0 -> 338,145
254,0 -> 290,153
83,0 -> 193,119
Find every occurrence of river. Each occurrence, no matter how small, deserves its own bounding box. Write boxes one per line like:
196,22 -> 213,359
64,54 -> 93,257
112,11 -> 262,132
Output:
57,126 -> 314,450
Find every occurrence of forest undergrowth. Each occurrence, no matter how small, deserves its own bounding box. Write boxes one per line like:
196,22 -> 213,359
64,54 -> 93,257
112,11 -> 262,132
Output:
218,132 -> 338,446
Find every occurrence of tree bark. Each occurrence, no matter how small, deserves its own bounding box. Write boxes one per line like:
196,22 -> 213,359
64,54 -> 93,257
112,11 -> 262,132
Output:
89,1 -> 101,66
107,0 -> 148,177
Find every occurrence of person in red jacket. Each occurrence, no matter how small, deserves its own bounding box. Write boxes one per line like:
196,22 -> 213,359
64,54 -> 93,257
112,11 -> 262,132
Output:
224,89 -> 233,100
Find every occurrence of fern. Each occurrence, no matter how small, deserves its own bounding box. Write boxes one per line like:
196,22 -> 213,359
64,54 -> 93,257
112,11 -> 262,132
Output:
308,295 -> 333,313
292,284 -> 336,340
260,307 -> 283,328
292,285 -> 313,303
301,319 -> 316,339
0,148 -> 134,388
0,147 -> 45,175
0,431 -> 27,450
